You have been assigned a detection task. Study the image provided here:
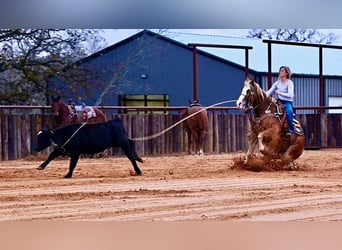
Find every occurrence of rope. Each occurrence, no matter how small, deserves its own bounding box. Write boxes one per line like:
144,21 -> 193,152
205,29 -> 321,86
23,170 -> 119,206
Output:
131,100 -> 236,141
61,122 -> 88,148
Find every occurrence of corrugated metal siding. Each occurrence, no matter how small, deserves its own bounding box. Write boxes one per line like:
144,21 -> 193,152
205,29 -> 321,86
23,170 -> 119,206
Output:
326,78 -> 342,102
257,74 -> 342,114
293,76 -> 320,109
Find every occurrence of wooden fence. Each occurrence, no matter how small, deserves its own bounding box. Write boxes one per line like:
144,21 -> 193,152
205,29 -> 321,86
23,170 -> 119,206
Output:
0,106 -> 341,160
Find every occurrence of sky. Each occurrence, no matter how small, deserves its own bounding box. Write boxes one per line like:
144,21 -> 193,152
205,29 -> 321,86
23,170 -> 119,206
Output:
100,29 -> 342,46
98,29 -> 342,75
100,29 -> 252,46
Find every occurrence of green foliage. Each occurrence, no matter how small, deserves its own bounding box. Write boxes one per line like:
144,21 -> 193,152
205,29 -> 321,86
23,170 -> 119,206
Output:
0,29 -> 106,105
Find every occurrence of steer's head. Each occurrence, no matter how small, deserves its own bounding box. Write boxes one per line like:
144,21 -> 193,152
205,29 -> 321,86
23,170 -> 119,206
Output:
34,126 -> 54,152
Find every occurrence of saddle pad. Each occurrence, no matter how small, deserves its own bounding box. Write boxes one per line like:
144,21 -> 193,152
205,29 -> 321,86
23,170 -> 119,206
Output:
83,107 -> 96,119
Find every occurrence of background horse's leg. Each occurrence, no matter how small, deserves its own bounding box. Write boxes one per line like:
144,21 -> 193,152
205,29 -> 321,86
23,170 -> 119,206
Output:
192,130 -> 201,155
187,129 -> 192,154
196,130 -> 206,156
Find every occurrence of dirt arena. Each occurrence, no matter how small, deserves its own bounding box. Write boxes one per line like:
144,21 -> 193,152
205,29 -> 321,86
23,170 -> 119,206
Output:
0,149 -> 341,221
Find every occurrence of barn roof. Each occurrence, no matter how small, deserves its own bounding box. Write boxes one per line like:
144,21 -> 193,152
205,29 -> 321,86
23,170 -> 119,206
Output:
80,29 -> 342,76
77,29 -> 259,75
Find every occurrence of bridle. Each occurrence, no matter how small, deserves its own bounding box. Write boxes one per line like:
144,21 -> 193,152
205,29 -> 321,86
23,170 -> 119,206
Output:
239,84 -> 282,124
52,101 -> 77,124
238,84 -> 259,120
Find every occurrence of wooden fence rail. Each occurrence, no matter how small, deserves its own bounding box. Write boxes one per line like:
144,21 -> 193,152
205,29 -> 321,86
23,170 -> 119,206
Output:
0,107 -> 341,160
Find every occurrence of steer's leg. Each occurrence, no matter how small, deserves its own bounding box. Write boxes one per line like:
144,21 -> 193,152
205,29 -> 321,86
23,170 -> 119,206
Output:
37,148 -> 63,170
64,153 -> 80,178
121,143 -> 142,176
128,139 -> 143,163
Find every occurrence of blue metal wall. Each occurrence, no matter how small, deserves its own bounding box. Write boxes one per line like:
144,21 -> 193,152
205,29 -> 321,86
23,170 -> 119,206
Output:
50,31 -> 248,108
50,30 -> 342,113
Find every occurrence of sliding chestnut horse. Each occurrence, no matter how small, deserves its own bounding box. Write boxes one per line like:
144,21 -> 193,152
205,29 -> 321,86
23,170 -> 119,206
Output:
51,96 -> 106,128
236,78 -> 305,164
182,100 -> 209,156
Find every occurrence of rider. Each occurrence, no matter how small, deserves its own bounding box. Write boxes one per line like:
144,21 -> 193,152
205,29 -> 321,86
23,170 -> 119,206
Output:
67,99 -> 77,115
266,66 -> 295,141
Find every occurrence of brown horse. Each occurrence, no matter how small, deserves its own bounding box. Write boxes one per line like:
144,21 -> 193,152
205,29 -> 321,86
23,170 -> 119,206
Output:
51,96 -> 106,128
79,105 -> 107,124
182,100 -> 209,156
236,78 -> 305,164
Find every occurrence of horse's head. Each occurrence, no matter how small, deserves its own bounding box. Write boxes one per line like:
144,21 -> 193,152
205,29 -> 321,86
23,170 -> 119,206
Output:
236,78 -> 266,113
236,78 -> 268,116
236,78 -> 254,112
51,95 -> 62,117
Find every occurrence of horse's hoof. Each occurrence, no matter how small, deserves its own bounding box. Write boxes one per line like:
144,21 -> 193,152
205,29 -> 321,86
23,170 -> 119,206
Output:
197,150 -> 204,156
37,166 -> 44,170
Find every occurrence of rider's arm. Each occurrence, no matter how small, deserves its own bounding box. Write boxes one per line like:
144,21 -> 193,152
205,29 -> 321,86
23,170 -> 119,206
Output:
266,82 -> 278,97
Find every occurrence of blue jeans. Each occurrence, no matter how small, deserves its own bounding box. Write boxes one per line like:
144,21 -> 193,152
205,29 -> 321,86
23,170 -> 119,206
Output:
280,100 -> 295,134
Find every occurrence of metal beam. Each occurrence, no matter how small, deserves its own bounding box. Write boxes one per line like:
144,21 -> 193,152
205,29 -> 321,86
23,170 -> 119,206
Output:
263,39 -> 342,111
188,43 -> 253,101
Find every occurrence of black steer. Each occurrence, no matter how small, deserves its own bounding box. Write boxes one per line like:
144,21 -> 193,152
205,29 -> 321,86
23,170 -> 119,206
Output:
34,119 -> 143,178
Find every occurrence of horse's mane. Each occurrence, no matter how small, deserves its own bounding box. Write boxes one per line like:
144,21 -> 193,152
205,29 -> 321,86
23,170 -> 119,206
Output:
245,80 -> 267,101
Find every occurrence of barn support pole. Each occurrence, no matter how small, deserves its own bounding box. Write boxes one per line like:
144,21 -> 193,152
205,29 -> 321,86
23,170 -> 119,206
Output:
267,42 -> 272,89
319,47 -> 324,111
188,43 -> 253,103
244,48 -> 250,78
192,46 -> 199,101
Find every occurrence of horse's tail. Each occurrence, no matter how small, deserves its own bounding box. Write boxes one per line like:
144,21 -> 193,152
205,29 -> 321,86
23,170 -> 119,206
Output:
187,106 -> 209,132
199,108 -> 209,132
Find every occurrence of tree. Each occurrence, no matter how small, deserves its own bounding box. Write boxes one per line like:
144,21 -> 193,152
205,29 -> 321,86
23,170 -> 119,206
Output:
247,29 -> 338,44
0,29 -> 106,105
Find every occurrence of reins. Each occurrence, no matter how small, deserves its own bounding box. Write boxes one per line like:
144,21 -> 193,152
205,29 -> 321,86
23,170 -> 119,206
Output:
243,84 -> 285,140
131,100 -> 237,141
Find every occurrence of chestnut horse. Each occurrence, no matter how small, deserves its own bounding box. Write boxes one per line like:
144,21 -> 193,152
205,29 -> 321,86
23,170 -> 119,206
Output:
236,78 -> 305,164
182,100 -> 209,156
51,96 -> 106,128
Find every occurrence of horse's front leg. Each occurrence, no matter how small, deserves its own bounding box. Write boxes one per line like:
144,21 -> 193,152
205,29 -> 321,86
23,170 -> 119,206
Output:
257,132 -> 265,154
244,131 -> 258,164
257,128 -> 276,155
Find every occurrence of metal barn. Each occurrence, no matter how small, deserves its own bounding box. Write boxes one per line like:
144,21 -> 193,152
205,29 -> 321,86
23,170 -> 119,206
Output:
50,30 -> 342,113
49,30 -> 256,109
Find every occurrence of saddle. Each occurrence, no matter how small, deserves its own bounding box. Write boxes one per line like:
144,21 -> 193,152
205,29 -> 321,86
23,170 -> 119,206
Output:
67,105 -> 77,119
269,99 -> 304,136
82,106 -> 97,119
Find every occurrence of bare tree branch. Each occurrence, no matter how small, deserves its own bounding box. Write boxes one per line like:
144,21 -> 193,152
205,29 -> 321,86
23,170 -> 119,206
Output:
247,29 -> 338,44
0,29 -> 106,104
